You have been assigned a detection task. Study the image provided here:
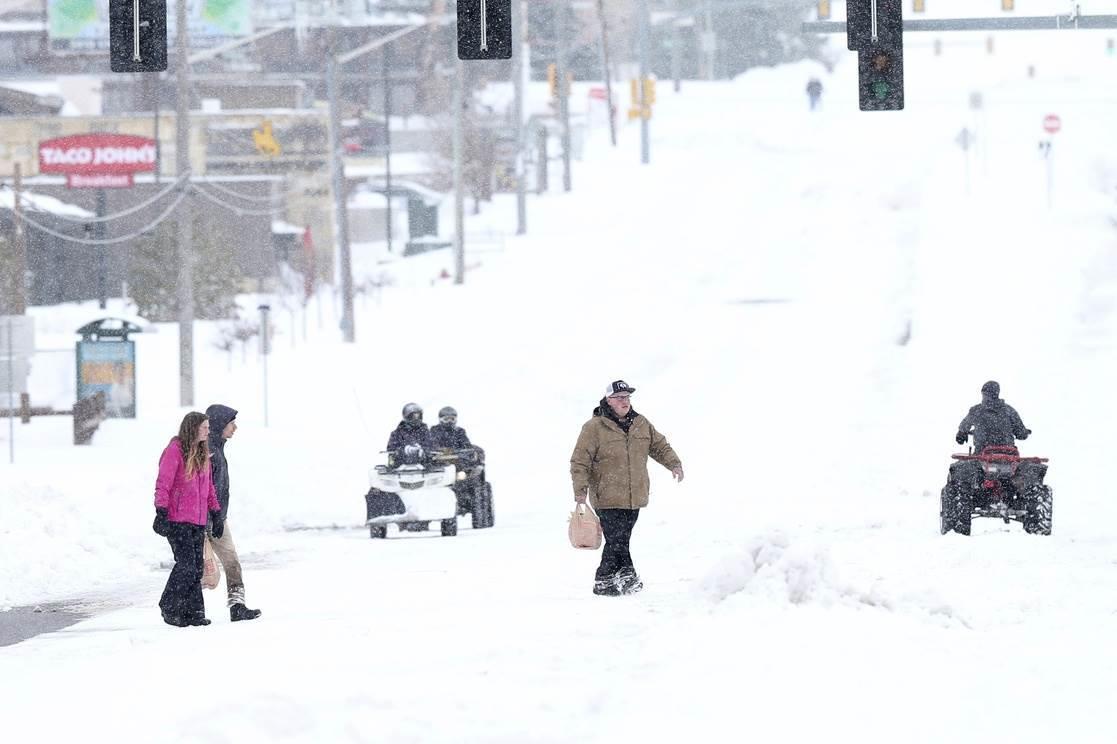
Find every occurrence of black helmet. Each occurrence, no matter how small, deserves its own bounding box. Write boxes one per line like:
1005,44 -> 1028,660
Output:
402,402 -> 423,422
981,381 -> 1000,398
438,406 -> 457,419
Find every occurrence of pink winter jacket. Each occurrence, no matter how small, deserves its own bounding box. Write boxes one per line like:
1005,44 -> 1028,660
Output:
154,438 -> 219,526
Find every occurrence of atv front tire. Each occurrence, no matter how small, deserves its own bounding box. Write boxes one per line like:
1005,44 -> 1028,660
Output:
441,518 -> 458,537
369,524 -> 387,539
940,483 -> 972,536
1023,486 -> 1053,535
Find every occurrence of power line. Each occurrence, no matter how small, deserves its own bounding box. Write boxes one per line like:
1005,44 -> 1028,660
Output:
190,183 -> 287,216
1,171 -> 191,224
16,191 -> 187,246
203,179 -> 293,203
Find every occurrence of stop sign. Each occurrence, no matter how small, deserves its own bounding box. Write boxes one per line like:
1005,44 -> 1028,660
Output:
1043,114 -> 1062,134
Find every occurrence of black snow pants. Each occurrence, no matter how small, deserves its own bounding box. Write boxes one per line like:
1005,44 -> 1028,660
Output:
159,522 -> 206,619
595,508 -> 641,582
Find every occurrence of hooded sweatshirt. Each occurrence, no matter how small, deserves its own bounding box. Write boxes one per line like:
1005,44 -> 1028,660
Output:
205,404 -> 238,523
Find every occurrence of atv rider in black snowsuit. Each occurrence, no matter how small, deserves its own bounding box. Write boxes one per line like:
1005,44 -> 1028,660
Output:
387,402 -> 432,454
429,406 -> 473,450
955,380 -> 1031,454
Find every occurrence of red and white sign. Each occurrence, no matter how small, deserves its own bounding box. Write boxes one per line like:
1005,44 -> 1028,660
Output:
1043,114 -> 1062,134
588,86 -> 607,101
39,134 -> 157,179
67,173 -> 133,189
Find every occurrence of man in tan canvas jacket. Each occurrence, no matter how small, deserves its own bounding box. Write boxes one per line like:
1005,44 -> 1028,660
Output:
570,380 -> 683,596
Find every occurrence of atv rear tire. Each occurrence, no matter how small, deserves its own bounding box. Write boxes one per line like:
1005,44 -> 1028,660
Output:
369,524 -> 387,539
1023,486 -> 1053,535
940,484 -> 972,536
472,483 -> 495,529
441,518 -> 458,537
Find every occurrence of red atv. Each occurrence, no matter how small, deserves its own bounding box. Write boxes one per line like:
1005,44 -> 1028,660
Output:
940,445 -> 1053,535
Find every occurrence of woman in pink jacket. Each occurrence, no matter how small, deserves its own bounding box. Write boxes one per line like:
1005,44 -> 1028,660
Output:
153,411 -> 221,627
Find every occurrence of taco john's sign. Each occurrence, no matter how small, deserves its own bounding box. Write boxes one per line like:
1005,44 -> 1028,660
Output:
39,134 -> 157,188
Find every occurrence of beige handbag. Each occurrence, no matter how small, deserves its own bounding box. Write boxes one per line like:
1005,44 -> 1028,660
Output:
202,536 -> 222,590
568,503 -> 602,550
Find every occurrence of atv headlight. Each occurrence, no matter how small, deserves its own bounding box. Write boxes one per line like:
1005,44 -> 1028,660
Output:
456,471 -> 466,481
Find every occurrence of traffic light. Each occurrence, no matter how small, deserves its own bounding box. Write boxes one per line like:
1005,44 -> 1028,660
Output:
912,0 -> 925,12
817,0 -> 831,20
630,77 -> 656,105
109,0 -> 167,73
849,0 -> 904,110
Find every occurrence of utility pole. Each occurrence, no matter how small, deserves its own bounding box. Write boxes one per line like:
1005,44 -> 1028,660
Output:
383,46 -> 393,255
12,164 -> 26,314
671,12 -> 682,93
175,0 -> 194,406
639,0 -> 651,164
327,58 -> 355,341
453,54 -> 465,284
704,0 -> 716,80
596,0 -> 617,146
513,0 -> 527,233
95,189 -> 107,309
555,0 -> 571,191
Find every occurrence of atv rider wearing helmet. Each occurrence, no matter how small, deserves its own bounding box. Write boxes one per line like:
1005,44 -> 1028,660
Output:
955,381 -> 1031,454
429,406 -> 473,450
387,403 -> 432,454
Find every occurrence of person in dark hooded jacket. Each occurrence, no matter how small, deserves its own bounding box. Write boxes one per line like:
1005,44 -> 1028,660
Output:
387,402 -> 432,454
205,404 -> 262,622
955,381 -> 1031,454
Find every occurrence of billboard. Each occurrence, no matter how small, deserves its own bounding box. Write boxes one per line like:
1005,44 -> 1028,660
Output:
49,0 -> 252,51
39,133 -> 157,187
76,340 -> 136,418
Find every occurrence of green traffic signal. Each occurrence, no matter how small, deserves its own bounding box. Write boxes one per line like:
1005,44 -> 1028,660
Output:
871,81 -> 891,99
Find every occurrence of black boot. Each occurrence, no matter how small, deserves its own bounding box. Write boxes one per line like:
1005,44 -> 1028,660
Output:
186,616 -> 212,626
161,611 -> 190,627
230,603 -> 262,622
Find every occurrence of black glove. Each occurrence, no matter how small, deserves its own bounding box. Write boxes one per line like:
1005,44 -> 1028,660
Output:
153,508 -> 170,537
955,432 -> 968,446
210,511 -> 225,540
1019,429 -> 1031,440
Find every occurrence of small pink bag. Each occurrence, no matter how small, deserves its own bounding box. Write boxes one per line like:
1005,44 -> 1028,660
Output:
568,503 -> 602,550
202,537 -> 222,590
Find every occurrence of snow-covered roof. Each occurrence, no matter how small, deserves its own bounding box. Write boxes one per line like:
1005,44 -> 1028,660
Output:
0,20 -> 45,33
272,220 -> 304,235
0,187 -> 95,218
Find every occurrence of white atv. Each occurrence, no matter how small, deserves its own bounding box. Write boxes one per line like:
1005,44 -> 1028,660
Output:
364,445 -> 460,538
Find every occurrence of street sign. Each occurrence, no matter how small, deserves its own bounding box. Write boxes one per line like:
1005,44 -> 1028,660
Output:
457,0 -> 512,60
1043,114 -> 1062,133
0,357 -> 31,395
109,0 -> 168,73
0,316 -> 34,358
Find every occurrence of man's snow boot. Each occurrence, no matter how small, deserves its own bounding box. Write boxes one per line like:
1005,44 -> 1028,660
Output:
616,569 -> 644,595
230,603 -> 262,622
593,577 -> 621,596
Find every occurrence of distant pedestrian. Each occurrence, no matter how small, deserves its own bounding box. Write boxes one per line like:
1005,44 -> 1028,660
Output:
806,78 -> 824,111
570,380 -> 683,597
153,412 -> 220,627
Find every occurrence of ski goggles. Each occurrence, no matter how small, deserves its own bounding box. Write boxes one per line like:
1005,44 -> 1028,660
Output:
439,415 -> 457,425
